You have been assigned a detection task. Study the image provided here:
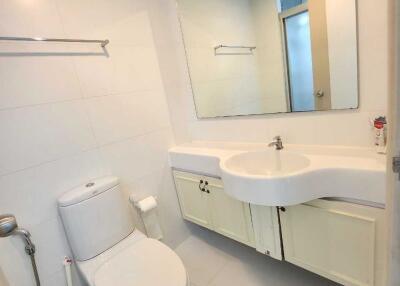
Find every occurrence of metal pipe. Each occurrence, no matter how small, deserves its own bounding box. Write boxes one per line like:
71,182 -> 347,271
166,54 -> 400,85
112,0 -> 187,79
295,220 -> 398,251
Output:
0,36 -> 109,47
13,229 -> 40,285
29,253 -> 41,286
0,215 -> 41,286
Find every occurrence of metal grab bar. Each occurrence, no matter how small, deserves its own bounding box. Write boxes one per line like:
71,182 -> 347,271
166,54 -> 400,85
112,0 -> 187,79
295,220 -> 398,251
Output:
214,45 -> 256,52
0,36 -> 109,47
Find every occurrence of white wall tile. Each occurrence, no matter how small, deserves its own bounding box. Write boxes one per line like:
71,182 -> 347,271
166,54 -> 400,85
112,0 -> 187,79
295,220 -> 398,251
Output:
0,237 -> 34,286
72,50 -> 113,98
108,44 -> 164,94
72,44 -> 165,98
0,0 -> 64,37
162,84 -> 195,144
357,0 -> 389,113
84,91 -> 171,146
0,101 -> 96,175
98,128 -> 174,183
0,43 -> 83,109
72,44 -> 164,99
31,217 -> 72,279
55,0 -> 148,44
0,149 -> 107,228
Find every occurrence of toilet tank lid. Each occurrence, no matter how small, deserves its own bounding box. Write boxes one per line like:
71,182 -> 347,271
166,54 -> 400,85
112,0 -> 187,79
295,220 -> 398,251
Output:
58,176 -> 119,207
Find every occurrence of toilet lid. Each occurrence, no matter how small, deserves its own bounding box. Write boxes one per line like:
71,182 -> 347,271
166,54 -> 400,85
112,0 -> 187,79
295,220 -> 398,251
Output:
94,238 -> 187,286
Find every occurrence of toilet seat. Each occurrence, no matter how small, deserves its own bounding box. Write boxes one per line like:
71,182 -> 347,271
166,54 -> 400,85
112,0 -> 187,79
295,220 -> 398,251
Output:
77,231 -> 187,286
77,230 -> 189,286
94,238 -> 187,286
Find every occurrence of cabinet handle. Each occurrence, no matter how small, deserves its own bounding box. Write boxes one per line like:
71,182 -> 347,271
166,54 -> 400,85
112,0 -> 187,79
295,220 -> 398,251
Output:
205,181 -> 210,193
198,180 -> 204,192
199,180 -> 210,193
279,207 -> 286,212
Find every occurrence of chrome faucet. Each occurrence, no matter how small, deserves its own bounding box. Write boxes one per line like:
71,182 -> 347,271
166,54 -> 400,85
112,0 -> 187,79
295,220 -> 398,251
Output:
268,136 -> 284,150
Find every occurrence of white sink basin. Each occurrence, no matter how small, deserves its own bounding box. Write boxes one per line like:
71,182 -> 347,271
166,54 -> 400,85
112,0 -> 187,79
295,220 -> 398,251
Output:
223,150 -> 310,177
169,142 -> 386,207
219,149 -> 385,206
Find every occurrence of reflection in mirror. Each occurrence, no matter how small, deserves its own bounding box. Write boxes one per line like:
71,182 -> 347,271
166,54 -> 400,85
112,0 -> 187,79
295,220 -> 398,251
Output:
177,0 -> 359,118
285,10 -> 314,111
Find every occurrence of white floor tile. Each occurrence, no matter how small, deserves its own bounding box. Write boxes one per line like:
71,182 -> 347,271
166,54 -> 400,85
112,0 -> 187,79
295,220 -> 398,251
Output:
175,234 -> 232,286
176,228 -> 341,286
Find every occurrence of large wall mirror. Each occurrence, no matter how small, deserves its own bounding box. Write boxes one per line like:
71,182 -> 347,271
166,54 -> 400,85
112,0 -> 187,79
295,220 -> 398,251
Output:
177,0 -> 359,118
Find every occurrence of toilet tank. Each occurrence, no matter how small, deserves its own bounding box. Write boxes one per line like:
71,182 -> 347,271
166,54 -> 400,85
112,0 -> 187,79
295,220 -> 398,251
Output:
58,177 -> 134,261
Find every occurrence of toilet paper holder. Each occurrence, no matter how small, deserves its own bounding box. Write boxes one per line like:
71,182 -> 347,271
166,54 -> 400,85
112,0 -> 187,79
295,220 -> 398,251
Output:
129,195 -> 158,212
129,195 -> 163,240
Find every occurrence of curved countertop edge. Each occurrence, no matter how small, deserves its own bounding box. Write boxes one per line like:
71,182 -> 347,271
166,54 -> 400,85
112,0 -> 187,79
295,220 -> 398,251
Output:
169,144 -> 387,207
221,170 -> 385,208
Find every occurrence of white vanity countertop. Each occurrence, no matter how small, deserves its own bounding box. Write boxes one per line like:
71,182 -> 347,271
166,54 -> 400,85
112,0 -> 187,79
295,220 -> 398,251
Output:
169,141 -> 386,206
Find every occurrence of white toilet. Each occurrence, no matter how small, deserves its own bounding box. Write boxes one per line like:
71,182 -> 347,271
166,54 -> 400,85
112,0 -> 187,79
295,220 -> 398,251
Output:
58,176 -> 188,286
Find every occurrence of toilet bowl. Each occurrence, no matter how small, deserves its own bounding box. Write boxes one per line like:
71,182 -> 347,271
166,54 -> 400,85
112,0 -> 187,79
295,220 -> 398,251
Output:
58,176 -> 188,286
77,231 -> 187,286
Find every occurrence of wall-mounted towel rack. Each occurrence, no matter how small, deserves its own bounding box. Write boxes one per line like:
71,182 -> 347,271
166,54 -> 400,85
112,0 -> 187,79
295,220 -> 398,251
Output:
0,36 -> 109,47
214,45 -> 256,52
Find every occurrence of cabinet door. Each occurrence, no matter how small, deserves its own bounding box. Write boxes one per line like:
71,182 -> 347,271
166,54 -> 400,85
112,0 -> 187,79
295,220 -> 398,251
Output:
280,199 -> 386,286
207,176 -> 255,247
250,205 -> 282,260
173,171 -> 212,230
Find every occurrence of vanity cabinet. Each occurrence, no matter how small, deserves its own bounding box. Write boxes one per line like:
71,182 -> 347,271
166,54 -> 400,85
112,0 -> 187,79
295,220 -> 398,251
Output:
280,199 -> 386,286
173,170 -> 255,247
250,205 -> 282,260
172,170 -> 386,286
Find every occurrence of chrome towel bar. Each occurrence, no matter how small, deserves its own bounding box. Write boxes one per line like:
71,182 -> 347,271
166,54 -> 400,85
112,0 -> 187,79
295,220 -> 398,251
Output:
214,45 -> 256,52
0,36 -> 109,47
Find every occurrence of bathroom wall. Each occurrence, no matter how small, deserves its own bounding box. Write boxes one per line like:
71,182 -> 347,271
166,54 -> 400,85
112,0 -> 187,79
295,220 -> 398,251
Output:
0,0 -> 190,285
160,0 -> 390,147
326,0 -> 358,110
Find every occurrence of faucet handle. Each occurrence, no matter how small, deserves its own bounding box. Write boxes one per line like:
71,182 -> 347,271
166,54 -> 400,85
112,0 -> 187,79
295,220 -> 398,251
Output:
273,135 -> 281,141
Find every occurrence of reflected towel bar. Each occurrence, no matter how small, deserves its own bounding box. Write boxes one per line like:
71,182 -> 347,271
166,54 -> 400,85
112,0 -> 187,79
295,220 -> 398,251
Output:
0,36 -> 109,47
214,45 -> 256,52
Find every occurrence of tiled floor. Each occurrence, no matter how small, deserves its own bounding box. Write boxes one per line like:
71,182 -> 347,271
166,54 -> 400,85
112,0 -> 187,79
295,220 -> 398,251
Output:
175,226 -> 341,286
